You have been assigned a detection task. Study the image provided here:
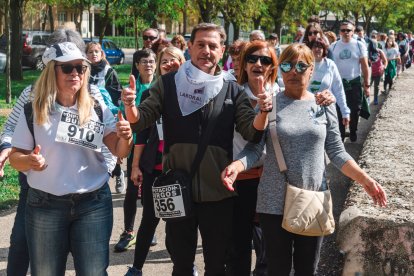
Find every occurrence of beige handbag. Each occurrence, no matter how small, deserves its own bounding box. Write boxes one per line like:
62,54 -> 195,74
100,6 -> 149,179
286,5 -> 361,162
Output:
269,103 -> 335,236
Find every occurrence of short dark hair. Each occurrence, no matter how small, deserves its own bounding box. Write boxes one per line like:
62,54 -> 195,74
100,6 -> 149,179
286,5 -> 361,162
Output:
228,40 -> 247,56
341,20 -> 355,27
356,26 -> 364,33
309,38 -> 328,58
190,23 -> 226,45
131,48 -> 156,78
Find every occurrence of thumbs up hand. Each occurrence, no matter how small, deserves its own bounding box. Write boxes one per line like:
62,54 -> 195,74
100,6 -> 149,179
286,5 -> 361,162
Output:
122,75 -> 137,108
116,111 -> 132,140
29,145 -> 48,171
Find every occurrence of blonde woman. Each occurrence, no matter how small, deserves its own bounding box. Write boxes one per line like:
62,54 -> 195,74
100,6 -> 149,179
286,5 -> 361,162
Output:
9,42 -> 133,275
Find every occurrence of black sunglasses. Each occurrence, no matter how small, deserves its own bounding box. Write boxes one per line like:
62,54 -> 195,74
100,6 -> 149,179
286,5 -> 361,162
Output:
143,35 -> 157,41
340,29 -> 352,33
55,64 -> 88,75
308,31 -> 319,36
245,54 -> 273,66
279,61 -> 310,73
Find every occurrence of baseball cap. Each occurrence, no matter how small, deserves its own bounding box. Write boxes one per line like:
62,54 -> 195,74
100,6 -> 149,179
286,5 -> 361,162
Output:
42,42 -> 89,66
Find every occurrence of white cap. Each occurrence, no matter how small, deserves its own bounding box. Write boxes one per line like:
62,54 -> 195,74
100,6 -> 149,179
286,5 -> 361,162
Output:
42,42 -> 89,66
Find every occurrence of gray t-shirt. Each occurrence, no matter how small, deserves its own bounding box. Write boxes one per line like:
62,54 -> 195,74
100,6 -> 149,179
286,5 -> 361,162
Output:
237,92 -> 352,215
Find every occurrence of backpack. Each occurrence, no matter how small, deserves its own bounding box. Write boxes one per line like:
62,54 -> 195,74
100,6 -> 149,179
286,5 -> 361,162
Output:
24,98 -> 103,148
371,51 -> 384,77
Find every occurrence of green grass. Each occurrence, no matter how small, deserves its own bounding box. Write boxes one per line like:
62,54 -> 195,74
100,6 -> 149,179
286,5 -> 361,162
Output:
0,70 -> 41,108
0,115 -> 20,210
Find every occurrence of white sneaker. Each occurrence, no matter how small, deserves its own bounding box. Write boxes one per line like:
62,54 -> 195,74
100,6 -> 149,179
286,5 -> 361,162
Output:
115,169 -> 126,193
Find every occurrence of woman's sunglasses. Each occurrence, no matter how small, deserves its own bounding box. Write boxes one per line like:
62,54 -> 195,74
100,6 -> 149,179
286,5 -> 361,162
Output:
55,64 -> 88,75
279,61 -> 310,73
308,31 -> 319,36
245,54 -> 273,66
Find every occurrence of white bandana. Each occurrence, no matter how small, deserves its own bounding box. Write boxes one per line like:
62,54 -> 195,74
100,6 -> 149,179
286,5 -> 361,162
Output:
175,61 -> 230,116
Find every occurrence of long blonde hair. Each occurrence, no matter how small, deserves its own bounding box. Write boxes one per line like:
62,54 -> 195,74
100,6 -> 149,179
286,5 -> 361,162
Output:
32,60 -> 94,126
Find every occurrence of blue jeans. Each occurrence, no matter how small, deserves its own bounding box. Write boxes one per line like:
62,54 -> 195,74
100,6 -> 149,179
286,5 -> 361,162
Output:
7,172 -> 30,276
25,183 -> 113,276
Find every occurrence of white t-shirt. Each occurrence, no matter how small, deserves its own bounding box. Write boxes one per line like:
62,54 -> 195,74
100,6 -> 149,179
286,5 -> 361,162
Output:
12,98 -> 117,196
384,47 -> 399,60
329,38 -> 367,81
309,58 -> 350,118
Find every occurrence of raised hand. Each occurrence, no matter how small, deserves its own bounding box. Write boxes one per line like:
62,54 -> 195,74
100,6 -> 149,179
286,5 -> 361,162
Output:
122,75 -> 137,107
29,145 -> 47,171
116,111 -> 132,140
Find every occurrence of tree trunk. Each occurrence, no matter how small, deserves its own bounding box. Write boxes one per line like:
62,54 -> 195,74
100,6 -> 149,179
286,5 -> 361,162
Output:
182,2 -> 187,35
99,0 -> 111,44
233,22 -> 240,41
10,0 -> 23,81
197,0 -> 213,23
133,13 -> 138,49
270,0 -> 289,36
253,16 -> 261,30
48,5 -> 54,32
5,0 -> 11,103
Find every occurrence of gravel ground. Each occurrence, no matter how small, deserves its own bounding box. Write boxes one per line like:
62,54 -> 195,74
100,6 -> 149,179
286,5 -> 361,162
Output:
0,67 -> 412,275
318,67 -> 414,276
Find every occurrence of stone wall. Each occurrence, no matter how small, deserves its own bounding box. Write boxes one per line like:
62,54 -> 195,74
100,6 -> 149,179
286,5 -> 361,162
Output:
337,70 -> 414,276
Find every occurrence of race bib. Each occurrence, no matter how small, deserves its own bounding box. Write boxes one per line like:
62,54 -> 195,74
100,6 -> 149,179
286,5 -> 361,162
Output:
55,111 -> 105,151
152,184 -> 186,219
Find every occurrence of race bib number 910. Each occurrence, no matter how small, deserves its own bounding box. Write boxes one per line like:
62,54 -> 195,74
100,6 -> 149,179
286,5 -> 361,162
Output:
55,111 -> 104,151
152,184 -> 186,219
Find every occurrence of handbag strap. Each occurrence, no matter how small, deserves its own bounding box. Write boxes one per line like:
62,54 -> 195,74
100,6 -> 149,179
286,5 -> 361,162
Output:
190,81 -> 229,177
268,96 -> 287,173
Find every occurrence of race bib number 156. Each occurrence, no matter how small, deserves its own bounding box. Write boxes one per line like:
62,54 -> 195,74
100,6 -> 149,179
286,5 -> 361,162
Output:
55,111 -> 104,151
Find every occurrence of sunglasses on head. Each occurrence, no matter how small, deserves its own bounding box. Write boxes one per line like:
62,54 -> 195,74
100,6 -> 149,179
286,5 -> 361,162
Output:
340,29 -> 352,33
143,35 -> 157,41
308,31 -> 319,36
55,64 -> 88,75
245,54 -> 273,66
279,61 -> 310,73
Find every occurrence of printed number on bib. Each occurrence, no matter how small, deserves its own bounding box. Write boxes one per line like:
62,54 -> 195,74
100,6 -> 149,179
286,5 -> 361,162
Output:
152,183 -> 186,219
55,111 -> 104,151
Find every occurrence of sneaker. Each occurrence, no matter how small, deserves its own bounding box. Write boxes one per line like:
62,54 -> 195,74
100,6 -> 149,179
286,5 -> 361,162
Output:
150,235 -> 158,246
115,169 -> 126,193
115,231 -> 136,252
125,266 -> 142,276
350,132 -> 357,142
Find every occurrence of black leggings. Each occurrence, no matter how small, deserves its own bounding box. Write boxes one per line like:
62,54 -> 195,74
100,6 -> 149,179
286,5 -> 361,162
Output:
123,154 -> 138,232
132,170 -> 161,269
384,74 -> 394,91
259,214 -> 323,276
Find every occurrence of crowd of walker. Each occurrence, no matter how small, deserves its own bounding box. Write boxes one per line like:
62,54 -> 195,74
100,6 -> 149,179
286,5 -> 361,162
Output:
3,14 -> 414,275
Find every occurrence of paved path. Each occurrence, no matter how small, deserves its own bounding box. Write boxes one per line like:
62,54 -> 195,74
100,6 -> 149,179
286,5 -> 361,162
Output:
0,66 -> 412,276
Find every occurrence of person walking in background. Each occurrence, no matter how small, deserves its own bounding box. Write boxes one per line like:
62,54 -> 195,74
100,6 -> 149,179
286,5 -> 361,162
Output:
115,48 -> 157,253
309,38 -> 350,126
383,36 -> 401,93
86,41 -> 126,193
267,33 -> 281,58
367,39 -> 388,105
329,20 -> 370,142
